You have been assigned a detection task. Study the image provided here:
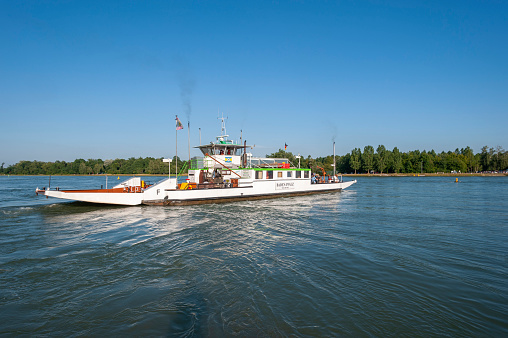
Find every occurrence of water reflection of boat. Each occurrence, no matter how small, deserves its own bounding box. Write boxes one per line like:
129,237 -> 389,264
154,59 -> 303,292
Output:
36,117 -> 356,206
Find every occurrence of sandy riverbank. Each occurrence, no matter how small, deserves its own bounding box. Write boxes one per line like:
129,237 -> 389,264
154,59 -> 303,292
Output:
342,173 -> 507,177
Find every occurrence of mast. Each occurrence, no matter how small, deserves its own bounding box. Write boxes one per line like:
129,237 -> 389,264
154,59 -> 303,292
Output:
175,125 -> 178,183
243,140 -> 247,167
188,121 -> 191,164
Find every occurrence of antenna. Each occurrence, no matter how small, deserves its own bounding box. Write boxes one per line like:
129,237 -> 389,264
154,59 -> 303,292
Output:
217,112 -> 228,138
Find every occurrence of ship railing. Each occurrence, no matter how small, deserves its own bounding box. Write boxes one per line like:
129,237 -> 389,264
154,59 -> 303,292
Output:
249,157 -> 296,168
178,161 -> 188,176
189,157 -> 210,170
189,156 -> 296,170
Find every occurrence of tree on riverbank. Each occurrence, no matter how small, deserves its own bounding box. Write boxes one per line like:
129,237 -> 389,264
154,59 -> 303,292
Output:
350,148 -> 361,174
362,146 -> 374,174
376,145 -> 387,174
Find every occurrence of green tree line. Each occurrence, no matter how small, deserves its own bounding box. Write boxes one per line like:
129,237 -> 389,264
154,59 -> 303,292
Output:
267,145 -> 507,174
1,156 -> 186,175
1,145 -> 506,175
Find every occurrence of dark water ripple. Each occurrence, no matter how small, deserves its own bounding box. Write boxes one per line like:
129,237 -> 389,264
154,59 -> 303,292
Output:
0,175 -> 507,336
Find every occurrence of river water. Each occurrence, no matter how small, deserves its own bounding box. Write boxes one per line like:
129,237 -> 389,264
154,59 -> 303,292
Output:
0,175 -> 507,336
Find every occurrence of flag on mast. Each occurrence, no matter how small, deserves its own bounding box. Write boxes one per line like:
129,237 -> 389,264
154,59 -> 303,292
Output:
284,143 -> 288,150
175,115 -> 184,130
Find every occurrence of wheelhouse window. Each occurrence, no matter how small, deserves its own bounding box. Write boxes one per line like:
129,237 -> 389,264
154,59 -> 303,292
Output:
296,171 -> 301,178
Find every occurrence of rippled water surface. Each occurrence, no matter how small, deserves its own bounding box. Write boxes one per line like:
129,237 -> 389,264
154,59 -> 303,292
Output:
1,175 -> 507,336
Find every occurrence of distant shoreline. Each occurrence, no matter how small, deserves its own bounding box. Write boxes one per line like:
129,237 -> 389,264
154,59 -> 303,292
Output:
1,173 -> 506,177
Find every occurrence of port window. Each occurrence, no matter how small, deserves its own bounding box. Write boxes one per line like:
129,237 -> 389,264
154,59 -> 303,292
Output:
256,171 -> 263,179
278,172 -> 283,178
266,171 -> 273,179
304,171 -> 310,178
296,171 -> 301,178
287,171 -> 292,178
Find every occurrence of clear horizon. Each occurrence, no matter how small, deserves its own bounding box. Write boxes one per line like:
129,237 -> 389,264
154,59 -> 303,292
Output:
1,1 -> 507,166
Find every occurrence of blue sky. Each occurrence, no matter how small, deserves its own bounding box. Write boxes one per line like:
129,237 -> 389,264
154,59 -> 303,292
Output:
1,0 -> 507,165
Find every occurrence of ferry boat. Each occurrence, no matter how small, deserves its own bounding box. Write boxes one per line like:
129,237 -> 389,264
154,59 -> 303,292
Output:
36,118 -> 356,206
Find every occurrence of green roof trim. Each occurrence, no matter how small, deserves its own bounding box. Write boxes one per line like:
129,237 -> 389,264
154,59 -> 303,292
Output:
249,168 -> 311,171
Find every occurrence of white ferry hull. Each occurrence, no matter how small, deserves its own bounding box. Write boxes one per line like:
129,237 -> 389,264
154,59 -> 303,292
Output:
36,178 -> 356,206
145,179 -> 356,206
40,190 -> 145,206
